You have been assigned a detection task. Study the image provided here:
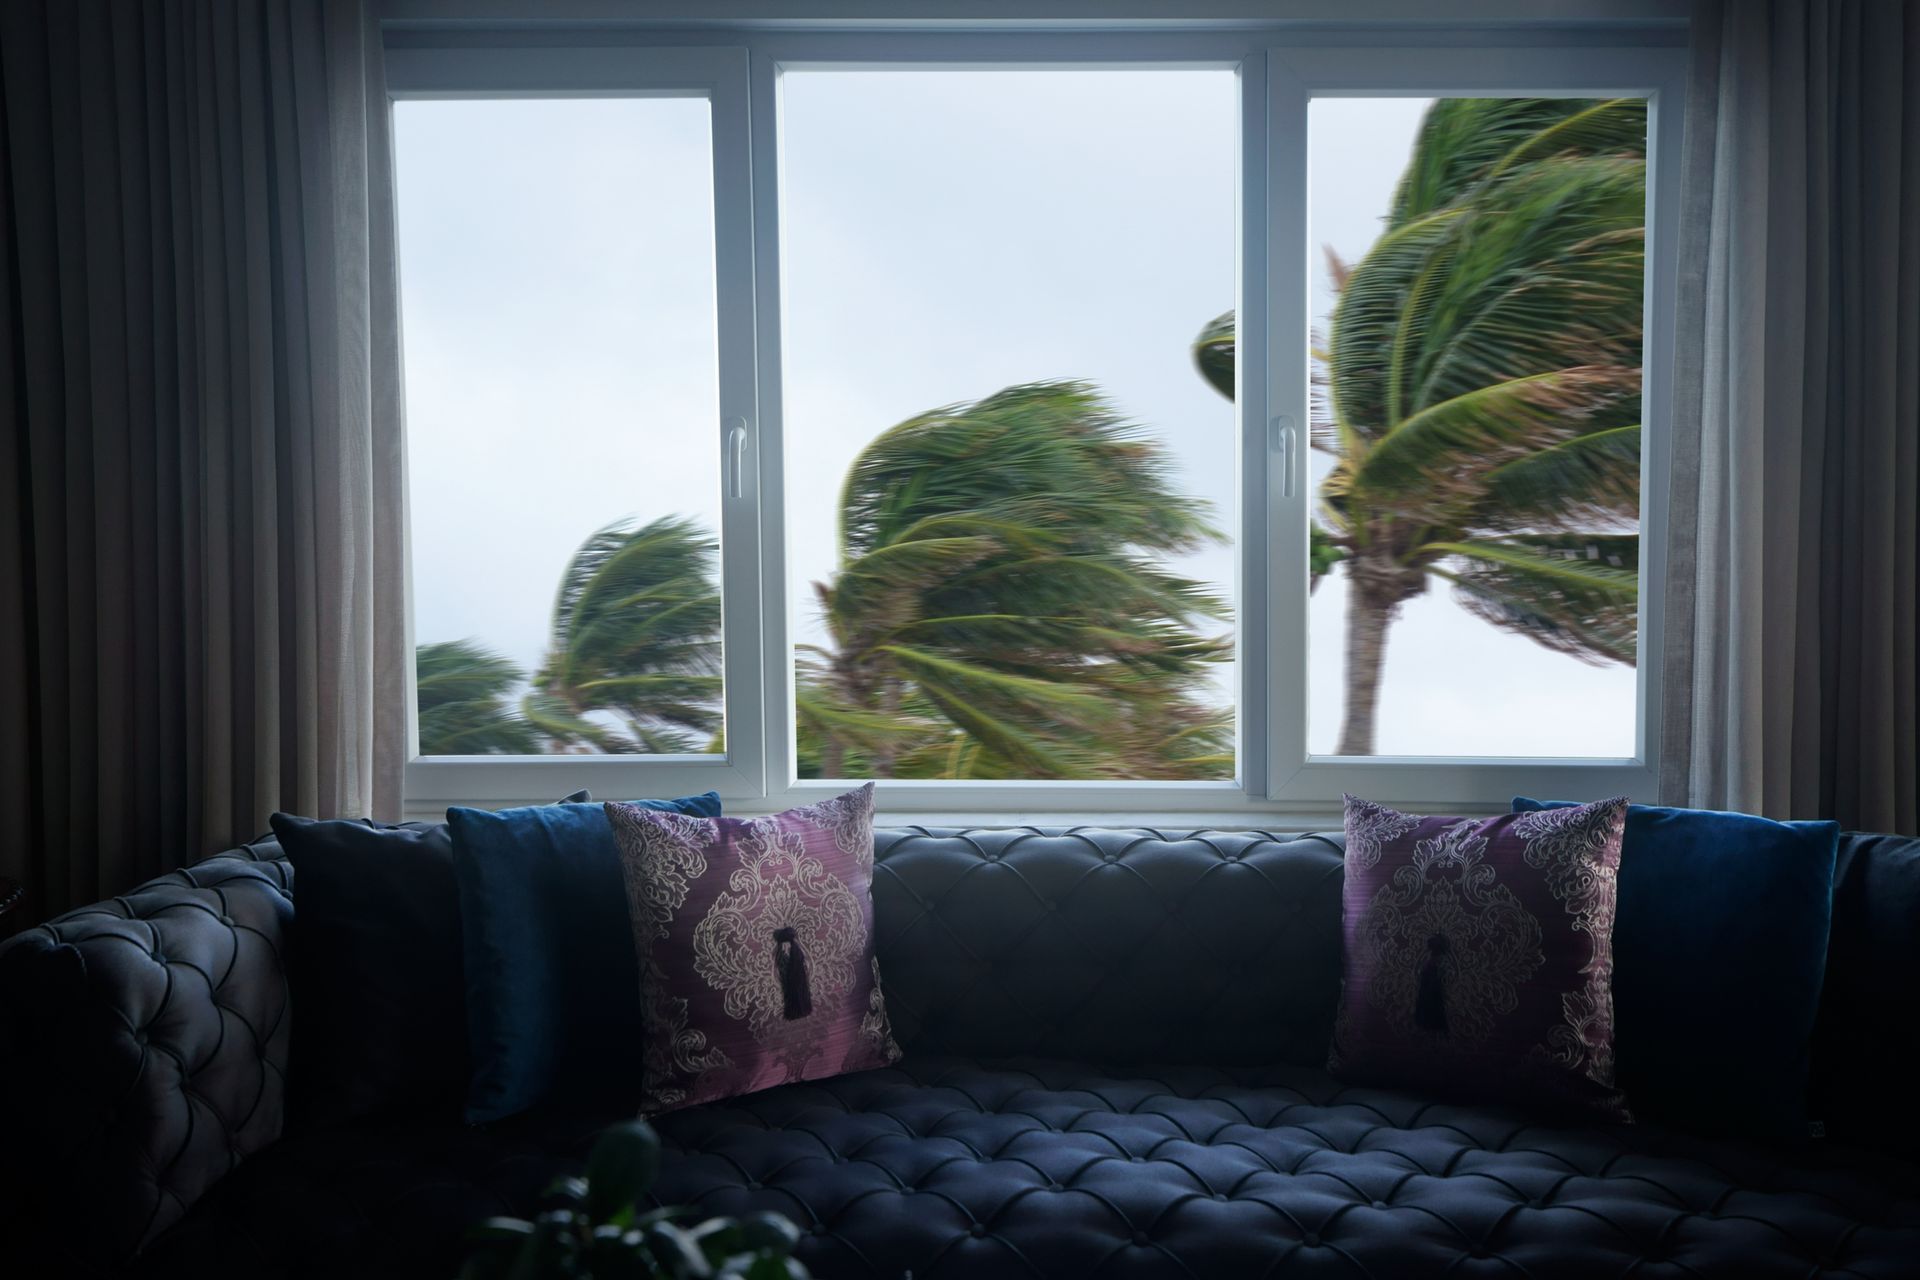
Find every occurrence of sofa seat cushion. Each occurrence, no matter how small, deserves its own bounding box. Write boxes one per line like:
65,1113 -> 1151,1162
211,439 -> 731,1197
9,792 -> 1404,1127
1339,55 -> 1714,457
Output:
134,1057 -> 1920,1280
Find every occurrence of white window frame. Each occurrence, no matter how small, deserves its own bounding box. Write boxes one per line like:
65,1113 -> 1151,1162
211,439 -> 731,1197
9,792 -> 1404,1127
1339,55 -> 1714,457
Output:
387,25 -> 1686,824
388,44 -> 770,809
1263,44 -> 1687,812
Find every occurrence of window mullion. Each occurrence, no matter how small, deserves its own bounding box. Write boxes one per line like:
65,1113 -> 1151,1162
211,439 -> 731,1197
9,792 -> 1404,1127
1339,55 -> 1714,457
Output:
1264,52 -> 1313,798
748,50 -> 793,803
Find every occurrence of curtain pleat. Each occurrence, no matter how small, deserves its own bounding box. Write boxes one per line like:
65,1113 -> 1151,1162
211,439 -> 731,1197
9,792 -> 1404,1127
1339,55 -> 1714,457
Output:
0,0 -> 406,928
1664,0 -> 1920,833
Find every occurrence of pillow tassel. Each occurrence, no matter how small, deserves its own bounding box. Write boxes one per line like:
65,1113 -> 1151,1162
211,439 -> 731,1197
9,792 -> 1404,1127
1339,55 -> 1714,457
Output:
1415,934 -> 1450,1034
773,927 -> 813,1020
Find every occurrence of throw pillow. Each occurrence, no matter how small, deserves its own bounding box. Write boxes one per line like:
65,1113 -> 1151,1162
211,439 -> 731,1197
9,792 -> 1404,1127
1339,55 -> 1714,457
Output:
1332,794 -> 1631,1119
606,782 -> 903,1114
1514,797 -> 1840,1136
1812,831 -> 1920,1151
448,792 -> 721,1125
271,790 -> 591,1128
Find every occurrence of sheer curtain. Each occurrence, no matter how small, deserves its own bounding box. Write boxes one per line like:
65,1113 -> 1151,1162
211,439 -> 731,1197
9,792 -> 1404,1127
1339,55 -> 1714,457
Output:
0,0 -> 409,925
1662,0 -> 1919,833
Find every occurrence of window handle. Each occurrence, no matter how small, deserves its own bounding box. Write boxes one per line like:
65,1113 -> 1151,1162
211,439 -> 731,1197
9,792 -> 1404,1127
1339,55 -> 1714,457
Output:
727,419 -> 749,498
1272,415 -> 1296,498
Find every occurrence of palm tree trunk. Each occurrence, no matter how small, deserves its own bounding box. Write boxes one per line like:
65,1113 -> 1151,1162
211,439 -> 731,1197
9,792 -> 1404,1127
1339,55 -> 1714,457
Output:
1336,573 -> 1400,756
820,739 -> 846,779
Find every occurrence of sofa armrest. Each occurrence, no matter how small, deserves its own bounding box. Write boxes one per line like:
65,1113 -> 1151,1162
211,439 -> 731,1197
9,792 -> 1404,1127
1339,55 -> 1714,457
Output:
0,842 -> 293,1272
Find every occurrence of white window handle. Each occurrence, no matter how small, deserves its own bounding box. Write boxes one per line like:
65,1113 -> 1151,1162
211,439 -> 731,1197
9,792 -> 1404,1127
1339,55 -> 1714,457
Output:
727,419 -> 749,498
1272,414 -> 1296,498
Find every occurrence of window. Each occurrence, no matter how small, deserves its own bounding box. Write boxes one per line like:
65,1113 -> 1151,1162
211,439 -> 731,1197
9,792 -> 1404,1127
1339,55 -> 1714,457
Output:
779,68 -> 1239,782
387,35 -> 1684,818
1303,96 -> 1645,760
396,96 -> 726,759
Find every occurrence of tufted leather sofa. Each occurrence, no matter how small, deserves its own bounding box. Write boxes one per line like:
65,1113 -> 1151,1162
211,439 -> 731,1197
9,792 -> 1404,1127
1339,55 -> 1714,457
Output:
3,825 -> 1918,1279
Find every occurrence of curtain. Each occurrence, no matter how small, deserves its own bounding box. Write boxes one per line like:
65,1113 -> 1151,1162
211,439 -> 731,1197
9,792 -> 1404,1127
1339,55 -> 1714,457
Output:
1662,0 -> 1920,833
0,0 -> 409,927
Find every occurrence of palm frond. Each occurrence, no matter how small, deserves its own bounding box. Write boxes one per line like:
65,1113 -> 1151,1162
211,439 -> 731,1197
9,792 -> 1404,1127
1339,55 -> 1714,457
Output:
1482,424 -> 1641,528
1422,534 -> 1639,664
807,379 -> 1233,780
1482,98 -> 1649,185
415,640 -> 540,756
534,515 -> 725,752
1351,367 -> 1638,503
520,690 -> 637,754
1389,97 -> 1644,225
1193,310 -> 1235,401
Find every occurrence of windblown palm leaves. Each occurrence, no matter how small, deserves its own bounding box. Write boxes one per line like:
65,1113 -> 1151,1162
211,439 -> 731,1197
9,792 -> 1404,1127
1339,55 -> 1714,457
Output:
525,516 -> 723,754
415,640 -> 541,755
797,381 -> 1233,780
1196,97 -> 1647,754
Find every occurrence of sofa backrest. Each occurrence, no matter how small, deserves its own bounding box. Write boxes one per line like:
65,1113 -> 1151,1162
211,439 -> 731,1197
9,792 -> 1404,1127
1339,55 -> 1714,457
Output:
869,826 -> 1348,1067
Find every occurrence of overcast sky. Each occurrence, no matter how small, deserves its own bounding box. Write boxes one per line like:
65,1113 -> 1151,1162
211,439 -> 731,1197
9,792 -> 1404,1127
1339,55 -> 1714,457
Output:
394,73 -> 1638,765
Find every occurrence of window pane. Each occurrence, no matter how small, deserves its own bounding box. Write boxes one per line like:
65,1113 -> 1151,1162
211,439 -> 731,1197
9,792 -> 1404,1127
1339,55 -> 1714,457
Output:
1306,97 -> 1645,758
396,98 -> 724,757
781,69 -> 1239,782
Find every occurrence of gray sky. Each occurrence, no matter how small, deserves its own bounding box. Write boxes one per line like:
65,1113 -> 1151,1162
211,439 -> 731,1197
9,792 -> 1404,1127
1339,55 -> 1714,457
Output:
394,75 -> 1637,764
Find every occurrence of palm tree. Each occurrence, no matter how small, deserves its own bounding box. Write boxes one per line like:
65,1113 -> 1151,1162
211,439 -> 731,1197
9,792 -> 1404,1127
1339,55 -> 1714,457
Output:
798,381 -> 1233,780
1197,97 -> 1646,754
525,515 -> 724,754
416,639 -> 541,755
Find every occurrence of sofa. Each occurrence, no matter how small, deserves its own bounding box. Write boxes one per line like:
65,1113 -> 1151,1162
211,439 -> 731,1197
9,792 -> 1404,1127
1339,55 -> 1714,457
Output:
3,823 -> 1918,1278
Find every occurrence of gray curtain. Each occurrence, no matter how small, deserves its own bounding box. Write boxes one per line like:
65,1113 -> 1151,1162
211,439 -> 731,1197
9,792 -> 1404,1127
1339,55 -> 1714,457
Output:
1,0 -> 409,927
1662,0 -> 1920,833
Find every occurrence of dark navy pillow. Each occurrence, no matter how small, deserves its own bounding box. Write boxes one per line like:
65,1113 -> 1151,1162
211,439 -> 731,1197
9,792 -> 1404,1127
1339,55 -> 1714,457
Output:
272,814 -> 467,1127
270,790 -> 589,1127
448,792 -> 721,1124
1513,798 -> 1839,1136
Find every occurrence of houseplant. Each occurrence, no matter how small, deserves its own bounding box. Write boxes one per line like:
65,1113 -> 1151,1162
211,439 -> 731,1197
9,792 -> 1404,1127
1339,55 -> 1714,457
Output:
459,1119 -> 810,1279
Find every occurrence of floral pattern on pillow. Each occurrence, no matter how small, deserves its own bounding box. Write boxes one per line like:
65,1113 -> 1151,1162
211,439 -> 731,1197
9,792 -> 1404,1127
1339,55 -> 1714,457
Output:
1331,794 -> 1630,1119
607,783 -> 902,1113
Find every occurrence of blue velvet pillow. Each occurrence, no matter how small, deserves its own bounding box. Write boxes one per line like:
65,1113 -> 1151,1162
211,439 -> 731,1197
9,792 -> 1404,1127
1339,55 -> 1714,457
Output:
448,792 -> 721,1124
1513,798 -> 1839,1136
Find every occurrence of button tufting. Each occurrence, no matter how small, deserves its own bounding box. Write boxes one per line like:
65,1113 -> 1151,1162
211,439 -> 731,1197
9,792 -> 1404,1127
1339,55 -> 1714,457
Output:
970,1223 -> 986,1238
1302,1232 -> 1320,1248
1213,1192 -> 1229,1202
1132,1230 -> 1150,1247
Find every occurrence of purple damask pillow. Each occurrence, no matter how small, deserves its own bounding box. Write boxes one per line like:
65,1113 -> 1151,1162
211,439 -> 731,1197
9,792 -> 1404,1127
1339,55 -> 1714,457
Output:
606,783 -> 903,1114
1331,794 -> 1631,1119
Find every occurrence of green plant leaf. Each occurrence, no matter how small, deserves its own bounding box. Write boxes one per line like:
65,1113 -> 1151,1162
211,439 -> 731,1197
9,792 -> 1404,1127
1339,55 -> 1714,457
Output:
586,1120 -> 663,1226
